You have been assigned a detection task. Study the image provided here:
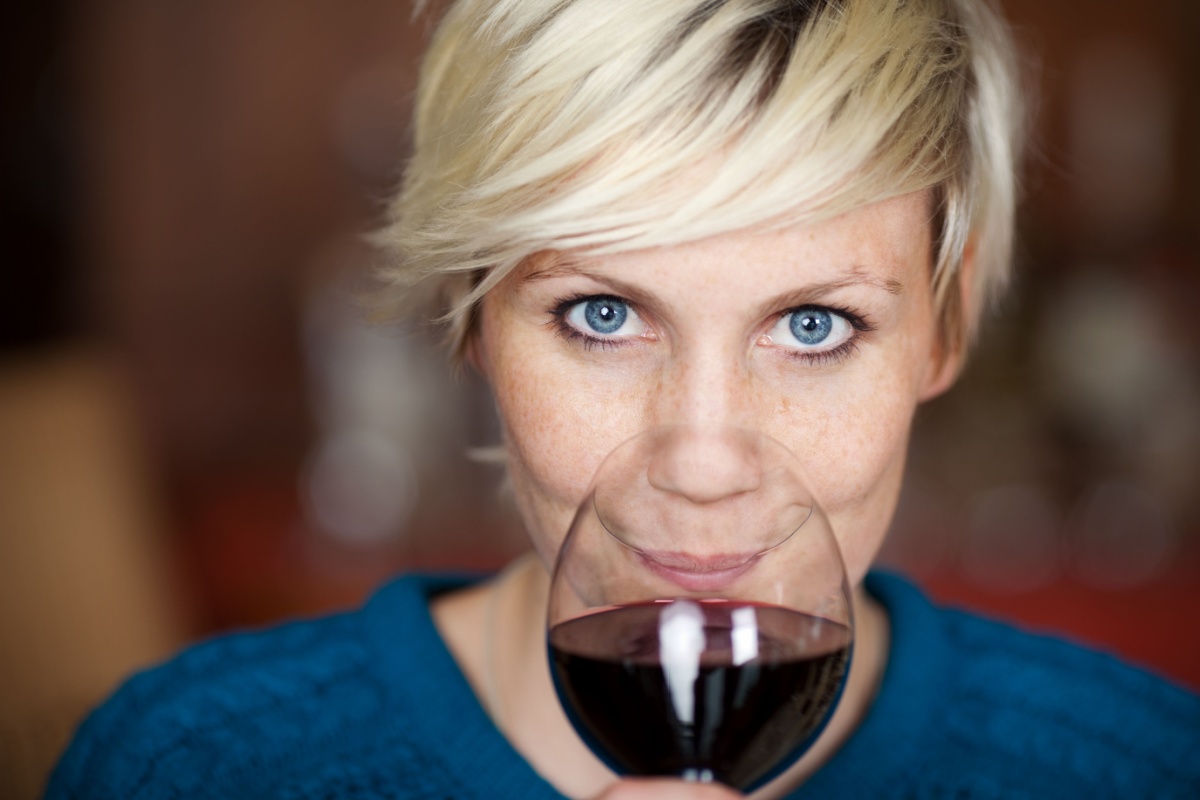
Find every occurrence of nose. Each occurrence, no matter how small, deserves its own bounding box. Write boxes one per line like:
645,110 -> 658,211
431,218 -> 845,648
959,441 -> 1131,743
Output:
647,426 -> 763,504
649,335 -> 759,436
634,328 -> 775,512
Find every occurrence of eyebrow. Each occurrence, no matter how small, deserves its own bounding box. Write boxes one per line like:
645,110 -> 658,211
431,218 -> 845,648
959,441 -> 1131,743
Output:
522,255 -> 905,300
520,255 -> 592,284
789,268 -> 905,297
520,257 -> 665,312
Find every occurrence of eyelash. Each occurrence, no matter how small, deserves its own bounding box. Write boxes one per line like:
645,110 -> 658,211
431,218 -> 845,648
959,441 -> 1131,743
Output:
777,305 -> 874,367
547,294 -> 874,364
784,337 -> 861,367
548,294 -> 629,351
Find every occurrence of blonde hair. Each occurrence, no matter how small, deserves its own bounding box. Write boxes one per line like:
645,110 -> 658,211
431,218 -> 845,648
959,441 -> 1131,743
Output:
375,0 -> 1026,357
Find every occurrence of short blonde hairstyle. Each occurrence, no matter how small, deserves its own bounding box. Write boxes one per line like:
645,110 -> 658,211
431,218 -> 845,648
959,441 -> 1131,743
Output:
375,0 -> 1026,356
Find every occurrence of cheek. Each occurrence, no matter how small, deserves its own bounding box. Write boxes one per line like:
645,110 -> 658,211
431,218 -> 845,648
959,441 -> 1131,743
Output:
761,351 -> 928,584
791,385 -> 914,584
481,312 -> 646,565
781,371 -> 912,504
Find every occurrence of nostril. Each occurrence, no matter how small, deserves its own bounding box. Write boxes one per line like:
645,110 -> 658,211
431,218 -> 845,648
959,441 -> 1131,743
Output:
646,428 -> 763,503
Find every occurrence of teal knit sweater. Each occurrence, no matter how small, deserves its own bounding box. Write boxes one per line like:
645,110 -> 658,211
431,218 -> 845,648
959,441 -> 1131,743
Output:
47,573 -> 1200,798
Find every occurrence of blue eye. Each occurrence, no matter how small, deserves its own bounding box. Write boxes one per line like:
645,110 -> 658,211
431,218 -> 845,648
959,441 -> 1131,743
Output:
583,297 -> 627,334
789,308 -> 833,345
766,305 -> 855,354
562,295 -> 647,342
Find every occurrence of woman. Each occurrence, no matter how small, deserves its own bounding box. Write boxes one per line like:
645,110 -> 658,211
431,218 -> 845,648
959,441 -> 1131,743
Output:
49,0 -> 1199,797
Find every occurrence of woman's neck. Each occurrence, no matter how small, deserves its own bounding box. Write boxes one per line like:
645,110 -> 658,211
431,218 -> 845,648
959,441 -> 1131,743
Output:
431,555 -> 890,799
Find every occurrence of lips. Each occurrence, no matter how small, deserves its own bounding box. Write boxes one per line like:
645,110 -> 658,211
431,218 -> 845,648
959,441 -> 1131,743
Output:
637,549 -> 761,592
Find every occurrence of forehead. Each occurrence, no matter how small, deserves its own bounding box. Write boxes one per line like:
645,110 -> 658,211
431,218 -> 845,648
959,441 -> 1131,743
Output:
517,192 -> 931,298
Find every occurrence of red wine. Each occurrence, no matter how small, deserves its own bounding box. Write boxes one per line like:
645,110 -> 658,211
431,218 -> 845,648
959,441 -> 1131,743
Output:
549,599 -> 851,790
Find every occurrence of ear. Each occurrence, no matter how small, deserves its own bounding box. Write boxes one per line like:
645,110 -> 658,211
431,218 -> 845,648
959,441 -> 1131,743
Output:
918,240 -> 976,402
443,271 -> 487,378
460,316 -> 487,378
918,336 -> 962,401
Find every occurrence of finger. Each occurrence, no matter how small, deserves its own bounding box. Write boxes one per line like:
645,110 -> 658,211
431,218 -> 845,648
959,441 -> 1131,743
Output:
593,777 -> 744,799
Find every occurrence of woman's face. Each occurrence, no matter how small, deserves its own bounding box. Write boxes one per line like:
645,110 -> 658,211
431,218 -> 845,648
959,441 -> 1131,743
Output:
473,192 -> 959,586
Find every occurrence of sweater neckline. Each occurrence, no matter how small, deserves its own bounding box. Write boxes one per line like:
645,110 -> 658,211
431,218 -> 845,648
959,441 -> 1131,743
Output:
363,570 -> 947,798
365,573 -> 560,797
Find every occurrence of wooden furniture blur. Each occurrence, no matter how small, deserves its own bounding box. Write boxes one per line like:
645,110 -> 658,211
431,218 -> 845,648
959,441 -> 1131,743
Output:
0,347 -> 187,799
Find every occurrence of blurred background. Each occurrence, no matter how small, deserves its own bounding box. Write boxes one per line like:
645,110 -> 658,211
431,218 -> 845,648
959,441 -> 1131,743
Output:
1,0 -> 1198,796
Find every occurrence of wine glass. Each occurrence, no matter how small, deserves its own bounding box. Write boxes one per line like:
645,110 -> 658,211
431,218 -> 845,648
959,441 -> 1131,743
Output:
546,424 -> 853,792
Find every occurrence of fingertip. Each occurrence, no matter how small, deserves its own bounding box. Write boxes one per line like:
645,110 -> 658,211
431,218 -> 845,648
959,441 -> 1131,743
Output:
596,777 -> 744,799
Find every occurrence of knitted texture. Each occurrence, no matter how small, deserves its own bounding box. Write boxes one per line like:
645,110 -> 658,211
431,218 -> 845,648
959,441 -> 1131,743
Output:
47,573 -> 1200,799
